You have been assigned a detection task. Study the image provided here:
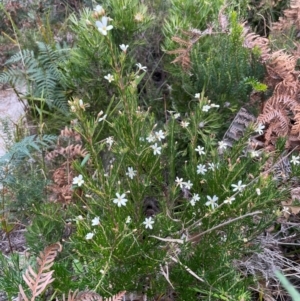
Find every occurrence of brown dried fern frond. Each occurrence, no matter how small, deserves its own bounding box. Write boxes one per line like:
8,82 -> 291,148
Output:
48,163 -> 75,203
272,16 -> 295,32
282,0 -> 300,26
291,106 -> 300,137
291,0 -> 300,9
171,36 -> 192,48
61,290 -> 126,301
242,31 -> 271,62
263,126 -> 278,150
46,144 -> 89,162
267,51 -> 297,79
59,126 -> 81,143
218,7 -> 229,32
263,95 -> 299,114
274,75 -> 299,97
257,109 -> 290,135
291,42 -> 300,60
103,291 -> 126,301
272,0 -> 300,31
167,48 -> 189,55
45,127 -> 88,203
264,51 -> 298,90
19,243 -> 62,301
278,95 -> 299,111
52,165 -> 74,186
170,54 -> 191,71
167,28 -> 204,71
255,15 -> 300,150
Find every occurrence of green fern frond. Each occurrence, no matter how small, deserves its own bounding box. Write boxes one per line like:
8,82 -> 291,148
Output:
0,134 -> 57,164
0,68 -> 26,87
5,49 -> 34,65
0,42 -> 70,114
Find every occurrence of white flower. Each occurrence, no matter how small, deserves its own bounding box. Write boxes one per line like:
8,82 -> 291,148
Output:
175,177 -> 184,188
136,63 -> 147,72
126,167 -> 137,179
191,193 -> 200,202
197,164 -> 207,175
104,74 -> 114,82
134,12 -> 144,22
190,199 -> 196,206
73,175 -> 84,187
198,122 -> 205,128
95,16 -> 113,35
218,141 -> 227,150
151,143 -> 161,155
205,195 -> 219,209
290,155 -> 300,165
98,114 -> 107,122
195,146 -> 205,155
190,193 -> 200,206
119,44 -> 129,52
85,232 -> 94,240
220,234 -> 227,242
256,188 -> 261,196
146,133 -> 156,143
76,215 -> 84,221
250,150 -> 259,158
94,5 -> 105,15
91,216 -> 100,226
155,130 -> 165,141
79,99 -> 84,108
210,103 -> 220,108
282,206 -> 290,215
224,196 -> 235,204
202,105 -> 211,112
174,113 -> 180,119
208,162 -> 218,171
106,137 -> 114,147
183,180 -> 193,190
180,121 -> 189,128
231,180 -> 246,192
113,193 -> 128,207
125,216 -> 132,223
195,93 -> 200,98
143,217 -> 154,229
255,123 -> 265,135
97,110 -> 104,116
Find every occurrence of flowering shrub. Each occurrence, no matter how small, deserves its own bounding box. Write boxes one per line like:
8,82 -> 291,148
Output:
47,5 -> 289,299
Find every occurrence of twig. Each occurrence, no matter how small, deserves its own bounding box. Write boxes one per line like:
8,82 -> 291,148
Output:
149,236 -> 184,244
276,242 -> 300,246
169,256 -> 204,283
160,264 -> 174,289
188,211 -> 262,243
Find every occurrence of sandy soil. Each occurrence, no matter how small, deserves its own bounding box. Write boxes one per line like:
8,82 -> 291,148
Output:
0,88 -> 26,156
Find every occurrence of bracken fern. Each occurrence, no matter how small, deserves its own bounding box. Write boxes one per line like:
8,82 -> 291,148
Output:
0,41 -> 70,114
